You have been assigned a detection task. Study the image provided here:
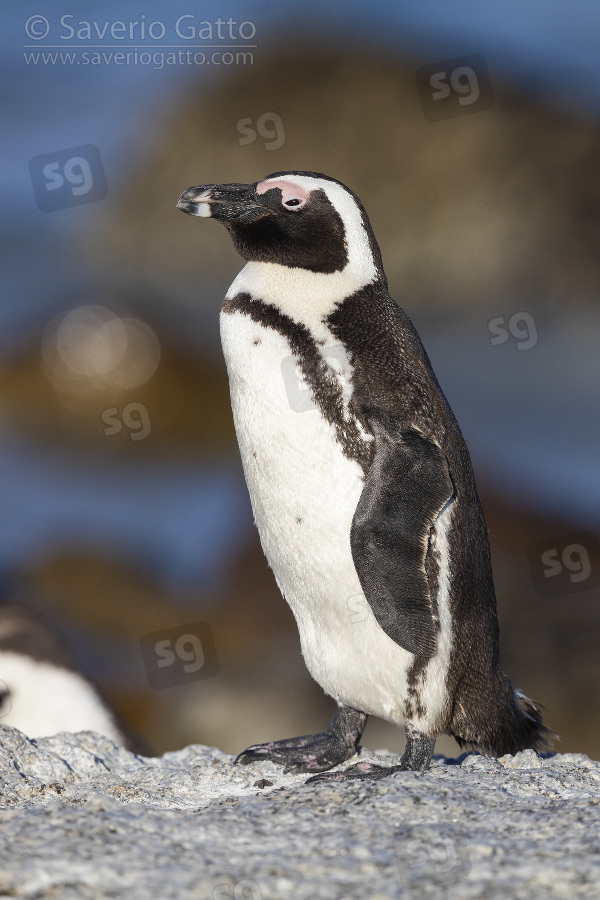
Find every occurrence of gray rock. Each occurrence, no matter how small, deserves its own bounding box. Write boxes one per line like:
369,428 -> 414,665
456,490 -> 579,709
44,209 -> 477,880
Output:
500,749 -> 545,769
0,724 -> 599,899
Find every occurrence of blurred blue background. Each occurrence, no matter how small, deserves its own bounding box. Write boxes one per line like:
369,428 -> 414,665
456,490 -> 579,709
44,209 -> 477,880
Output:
1,0 -> 599,757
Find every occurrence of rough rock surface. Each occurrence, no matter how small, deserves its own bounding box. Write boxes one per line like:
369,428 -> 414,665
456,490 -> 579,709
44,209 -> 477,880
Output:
0,725 -> 599,899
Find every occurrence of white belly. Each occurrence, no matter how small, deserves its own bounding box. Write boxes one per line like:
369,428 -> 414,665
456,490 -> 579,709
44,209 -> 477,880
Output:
220,307 -> 427,725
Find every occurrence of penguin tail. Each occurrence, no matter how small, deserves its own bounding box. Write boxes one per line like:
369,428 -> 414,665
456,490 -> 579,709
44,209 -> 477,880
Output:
451,674 -> 558,758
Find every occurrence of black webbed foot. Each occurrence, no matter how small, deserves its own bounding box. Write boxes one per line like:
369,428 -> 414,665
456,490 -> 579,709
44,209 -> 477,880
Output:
306,760 -> 405,784
305,723 -> 436,784
235,705 -> 367,774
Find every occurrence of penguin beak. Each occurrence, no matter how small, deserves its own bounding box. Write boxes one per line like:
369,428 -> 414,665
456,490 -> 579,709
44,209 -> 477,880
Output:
176,183 -> 273,223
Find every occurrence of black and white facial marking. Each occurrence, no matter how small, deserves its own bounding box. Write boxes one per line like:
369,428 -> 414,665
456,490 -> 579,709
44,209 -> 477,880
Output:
239,178 -> 348,273
177,170 -> 385,281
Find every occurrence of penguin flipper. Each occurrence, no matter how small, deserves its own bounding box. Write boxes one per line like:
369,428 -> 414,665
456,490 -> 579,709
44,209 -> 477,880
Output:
350,426 -> 454,658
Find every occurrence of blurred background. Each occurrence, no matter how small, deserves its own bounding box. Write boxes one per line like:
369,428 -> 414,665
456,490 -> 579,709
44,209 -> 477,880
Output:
1,0 -> 600,759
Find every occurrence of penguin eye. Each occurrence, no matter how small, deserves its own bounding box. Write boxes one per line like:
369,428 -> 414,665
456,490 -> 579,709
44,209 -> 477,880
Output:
282,196 -> 306,211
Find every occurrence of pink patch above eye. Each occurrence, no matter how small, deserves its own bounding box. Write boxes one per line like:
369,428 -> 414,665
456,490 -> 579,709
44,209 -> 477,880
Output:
256,178 -> 309,204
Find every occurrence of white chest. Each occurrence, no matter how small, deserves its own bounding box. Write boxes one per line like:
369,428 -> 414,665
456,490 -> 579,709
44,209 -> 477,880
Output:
220,304 -> 365,582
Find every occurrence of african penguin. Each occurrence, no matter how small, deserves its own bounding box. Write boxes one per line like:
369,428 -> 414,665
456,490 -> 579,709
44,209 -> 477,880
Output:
177,171 -> 554,781
0,601 -> 125,745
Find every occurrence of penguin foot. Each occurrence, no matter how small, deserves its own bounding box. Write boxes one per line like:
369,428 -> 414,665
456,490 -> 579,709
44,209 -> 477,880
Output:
306,761 -> 405,784
235,705 -> 367,774
305,724 -> 436,784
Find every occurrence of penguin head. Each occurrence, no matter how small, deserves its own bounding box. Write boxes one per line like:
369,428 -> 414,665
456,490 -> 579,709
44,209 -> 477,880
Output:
177,171 -> 385,280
